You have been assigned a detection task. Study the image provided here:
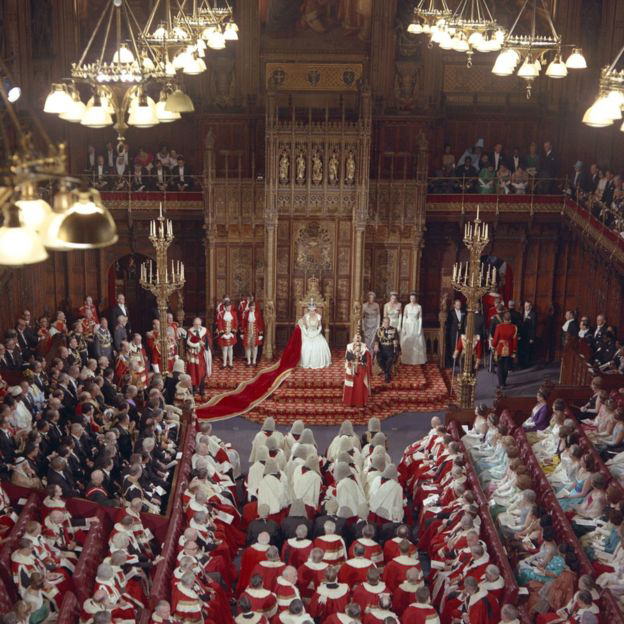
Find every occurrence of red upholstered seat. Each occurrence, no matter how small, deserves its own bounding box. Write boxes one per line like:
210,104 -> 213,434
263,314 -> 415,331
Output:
0,576 -> 13,615
56,591 -> 80,624
0,492 -> 41,600
73,508 -> 111,602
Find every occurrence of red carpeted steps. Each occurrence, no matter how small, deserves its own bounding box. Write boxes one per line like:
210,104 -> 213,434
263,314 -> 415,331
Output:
200,352 -> 451,425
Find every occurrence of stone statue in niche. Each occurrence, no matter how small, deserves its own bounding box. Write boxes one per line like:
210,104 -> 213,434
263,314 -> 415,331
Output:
296,150 -> 306,184
328,150 -> 339,185
311,150 -> 323,185
279,149 -> 289,184
394,59 -> 422,111
345,151 -> 356,185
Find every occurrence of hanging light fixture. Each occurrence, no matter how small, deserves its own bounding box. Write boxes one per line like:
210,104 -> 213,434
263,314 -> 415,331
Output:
0,58 -> 118,264
181,0 -> 238,51
44,0 -> 180,147
408,0 -> 452,37
492,0 -> 586,98
434,0 -> 505,67
582,43 -> 624,130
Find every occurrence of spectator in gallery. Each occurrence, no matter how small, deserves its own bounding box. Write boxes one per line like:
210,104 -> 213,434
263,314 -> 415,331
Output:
479,163 -> 496,194
92,155 -> 109,190
511,165 -> 528,194
171,155 -> 193,191
454,156 -> 477,193
152,161 -> 169,192
131,164 -> 148,192
441,143 -> 455,171
525,141 -> 540,178
489,142 -> 508,172
134,146 -> 154,172
497,163 -> 512,194
86,145 -> 96,171
539,140 -> 559,194
510,146 -> 525,173
457,137 -> 484,166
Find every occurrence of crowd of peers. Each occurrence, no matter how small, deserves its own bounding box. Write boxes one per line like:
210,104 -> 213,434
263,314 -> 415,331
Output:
563,161 -> 624,236
138,414 -> 520,623
430,139 -> 560,195
86,143 -> 196,192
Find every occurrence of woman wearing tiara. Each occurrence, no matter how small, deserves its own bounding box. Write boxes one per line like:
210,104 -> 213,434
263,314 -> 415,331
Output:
299,299 -> 332,369
383,291 -> 402,332
361,291 -> 380,351
400,292 -> 427,365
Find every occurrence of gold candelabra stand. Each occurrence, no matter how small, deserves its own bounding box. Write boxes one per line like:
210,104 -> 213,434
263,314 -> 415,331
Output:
139,204 -> 185,375
451,207 -> 496,408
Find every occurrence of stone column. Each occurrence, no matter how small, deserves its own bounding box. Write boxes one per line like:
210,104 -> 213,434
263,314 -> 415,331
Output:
203,130 -> 216,323
411,231 -> 425,297
350,221 -> 366,338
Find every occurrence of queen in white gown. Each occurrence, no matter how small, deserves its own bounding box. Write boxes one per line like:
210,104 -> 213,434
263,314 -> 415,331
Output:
383,292 -> 402,331
299,302 -> 332,369
400,293 -> 427,365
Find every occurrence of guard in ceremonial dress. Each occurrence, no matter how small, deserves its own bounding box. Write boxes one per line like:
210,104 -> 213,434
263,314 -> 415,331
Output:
217,297 -> 238,369
374,316 -> 399,383
242,300 -> 264,367
343,333 -> 372,407
492,310 -> 518,389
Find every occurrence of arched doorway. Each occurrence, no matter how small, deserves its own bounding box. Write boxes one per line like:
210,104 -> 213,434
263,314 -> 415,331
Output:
108,254 -> 157,335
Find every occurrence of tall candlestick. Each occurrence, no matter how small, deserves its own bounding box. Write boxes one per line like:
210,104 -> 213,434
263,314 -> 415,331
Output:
159,202 -> 163,218
476,205 -> 480,221
493,267 -> 497,284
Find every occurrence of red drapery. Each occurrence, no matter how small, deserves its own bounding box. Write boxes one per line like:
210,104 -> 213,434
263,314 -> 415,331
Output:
196,325 -> 302,422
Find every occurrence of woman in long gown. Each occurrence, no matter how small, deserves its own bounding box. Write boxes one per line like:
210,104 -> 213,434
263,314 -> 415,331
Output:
361,291 -> 380,351
400,293 -> 427,365
299,301 -> 332,369
383,292 -> 402,332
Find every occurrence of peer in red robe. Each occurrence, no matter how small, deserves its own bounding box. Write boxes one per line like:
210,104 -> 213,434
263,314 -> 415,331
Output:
383,551 -> 422,593
237,536 -> 271,595
308,572 -> 351,621
297,550 -> 329,599
343,336 -> 372,407
250,555 -> 286,593
217,298 -> 238,368
402,589 -> 441,624
351,569 -> 387,614
240,576 -> 278,620
338,549 -> 375,586
281,535 -> 313,569
79,297 -> 99,323
459,579 -> 500,624
186,319 -> 211,388
392,570 -> 423,617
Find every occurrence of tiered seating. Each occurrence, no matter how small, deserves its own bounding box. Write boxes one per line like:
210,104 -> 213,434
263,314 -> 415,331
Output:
500,410 -> 624,624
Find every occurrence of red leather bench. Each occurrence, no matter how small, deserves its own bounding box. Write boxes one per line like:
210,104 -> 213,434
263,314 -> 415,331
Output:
56,591 -> 80,624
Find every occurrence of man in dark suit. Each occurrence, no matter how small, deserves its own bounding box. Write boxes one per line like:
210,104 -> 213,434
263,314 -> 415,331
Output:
474,301 -> 486,346
3,338 -> 22,370
588,163 -> 600,194
151,161 -> 169,192
86,145 -> 97,172
489,143 -> 508,172
561,310 -> 580,346
601,170 -> 616,207
312,499 -> 347,539
539,140 -> 559,194
509,147 -> 525,174
16,318 -> 37,360
508,300 -> 523,330
113,316 -> 129,352
593,313 -> 607,345
171,155 -> 193,191
447,299 -> 465,367
568,161 -> 589,197
519,301 -> 537,368
247,503 -> 281,546
92,155 -> 110,190
47,456 -> 81,497
0,408 -> 17,470
110,293 -> 130,333
454,157 -> 477,193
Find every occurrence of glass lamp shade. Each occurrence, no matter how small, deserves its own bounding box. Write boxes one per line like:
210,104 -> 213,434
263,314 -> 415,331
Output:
56,191 -> 118,250
44,84 -> 72,114
165,61 -> 176,76
128,101 -> 159,128
0,207 -> 48,265
439,31 -> 453,49
196,39 -> 207,56
86,95 -> 114,114
207,30 -> 226,50
182,55 -> 206,75
545,57 -> 568,78
566,48 -> 587,69
164,89 -> 195,113
112,44 -> 135,64
582,98 -> 616,127
407,23 -> 421,34
202,25 -> 216,40
172,26 -> 190,40
59,96 -> 86,123
468,31 -> 484,46
81,104 -> 113,128
518,57 -> 539,78
173,49 -> 192,71
40,187 -> 74,251
152,25 -> 167,40
431,28 -> 444,44
141,55 -> 156,72
156,98 -> 181,123
423,24 -> 432,34
498,56 -> 517,75
224,22 -> 239,40
451,36 -> 469,52
15,182 -> 53,231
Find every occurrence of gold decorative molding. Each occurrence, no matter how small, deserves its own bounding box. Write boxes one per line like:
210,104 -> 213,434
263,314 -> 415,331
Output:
266,62 -> 363,91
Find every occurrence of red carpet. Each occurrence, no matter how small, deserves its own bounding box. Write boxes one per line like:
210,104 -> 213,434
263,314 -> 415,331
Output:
197,332 -> 451,425
195,325 -> 302,421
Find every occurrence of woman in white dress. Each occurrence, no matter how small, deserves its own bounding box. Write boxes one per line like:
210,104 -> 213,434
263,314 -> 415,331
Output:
383,292 -> 402,331
400,292 -> 427,365
361,291 -> 380,351
299,301 -> 332,369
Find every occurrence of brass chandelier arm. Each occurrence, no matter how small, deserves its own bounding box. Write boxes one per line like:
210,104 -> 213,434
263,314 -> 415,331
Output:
78,0 -> 113,69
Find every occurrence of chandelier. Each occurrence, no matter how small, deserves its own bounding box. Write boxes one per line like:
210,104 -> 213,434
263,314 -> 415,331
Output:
429,0 -> 505,67
0,62 -> 117,266
582,43 -> 624,129
181,0 -> 239,48
491,0 -> 587,98
407,0 -> 452,38
43,0 -> 194,145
